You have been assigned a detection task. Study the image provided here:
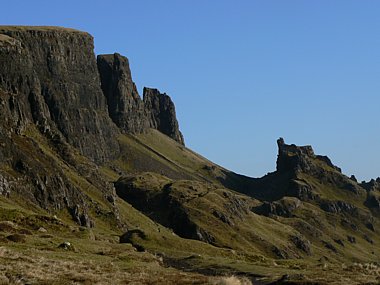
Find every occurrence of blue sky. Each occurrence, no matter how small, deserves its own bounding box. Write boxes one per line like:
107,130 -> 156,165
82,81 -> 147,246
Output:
2,1 -> 380,181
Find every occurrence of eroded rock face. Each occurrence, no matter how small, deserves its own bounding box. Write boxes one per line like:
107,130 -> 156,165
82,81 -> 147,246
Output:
143,87 -> 184,145
0,26 -> 120,163
361,178 -> 380,192
97,53 -> 185,145
276,137 -> 315,173
276,138 -> 342,174
0,27 -> 126,227
97,53 -> 149,133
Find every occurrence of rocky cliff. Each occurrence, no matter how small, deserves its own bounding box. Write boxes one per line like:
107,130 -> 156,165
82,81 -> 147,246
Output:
0,26 -> 120,163
243,138 -> 362,202
143,87 -> 184,145
97,53 -> 149,134
0,26 -> 185,227
97,53 -> 184,145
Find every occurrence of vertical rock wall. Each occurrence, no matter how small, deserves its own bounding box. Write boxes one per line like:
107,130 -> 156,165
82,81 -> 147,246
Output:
97,53 -> 184,145
0,26 -> 120,162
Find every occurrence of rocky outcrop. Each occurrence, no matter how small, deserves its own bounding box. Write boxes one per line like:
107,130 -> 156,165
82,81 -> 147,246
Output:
97,53 -> 184,145
361,178 -> 380,192
252,197 -> 302,217
114,174 -> 211,242
143,87 -> 184,145
276,137 -> 315,173
97,53 -> 149,133
0,26 -> 120,163
247,138 -> 365,203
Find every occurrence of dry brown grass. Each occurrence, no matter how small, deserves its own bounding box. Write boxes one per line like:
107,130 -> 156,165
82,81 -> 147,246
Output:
0,246 -> 218,284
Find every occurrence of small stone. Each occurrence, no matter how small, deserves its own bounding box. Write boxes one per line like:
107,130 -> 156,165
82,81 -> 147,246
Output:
38,227 -> 47,233
58,241 -> 73,250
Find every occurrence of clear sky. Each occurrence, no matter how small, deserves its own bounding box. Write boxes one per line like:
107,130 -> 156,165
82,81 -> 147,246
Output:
2,1 -> 379,181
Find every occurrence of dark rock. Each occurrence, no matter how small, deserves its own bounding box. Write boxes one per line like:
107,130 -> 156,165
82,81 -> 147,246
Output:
276,138 -> 315,173
320,200 -> 357,214
0,26 -> 120,163
97,54 -> 185,144
333,239 -> 344,247
97,53 -> 149,133
120,229 -> 146,252
366,222 -> 375,232
6,234 -> 26,243
120,229 -> 147,243
361,179 -> 380,192
350,175 -> 358,182
288,179 -> 317,201
322,241 -> 338,253
363,235 -> 374,244
272,246 -> 289,259
347,235 -> 356,243
69,205 -> 94,228
58,241 -> 74,250
290,235 -> 312,255
252,197 -> 302,217
365,192 -> 380,209
212,209 -> 233,225
195,227 -> 215,244
143,87 -> 184,145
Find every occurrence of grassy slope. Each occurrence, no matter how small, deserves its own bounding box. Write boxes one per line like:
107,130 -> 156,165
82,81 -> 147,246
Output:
105,130 -> 379,283
0,127 -> 379,284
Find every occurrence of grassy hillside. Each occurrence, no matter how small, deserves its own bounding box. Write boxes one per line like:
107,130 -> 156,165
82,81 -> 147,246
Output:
0,127 -> 379,284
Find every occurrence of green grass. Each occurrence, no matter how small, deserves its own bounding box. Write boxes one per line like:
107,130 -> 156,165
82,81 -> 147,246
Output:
0,124 -> 379,284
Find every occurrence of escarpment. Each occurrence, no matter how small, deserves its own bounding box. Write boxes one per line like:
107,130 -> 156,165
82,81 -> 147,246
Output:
0,26 -> 185,227
0,26 -> 120,163
0,27 -> 185,162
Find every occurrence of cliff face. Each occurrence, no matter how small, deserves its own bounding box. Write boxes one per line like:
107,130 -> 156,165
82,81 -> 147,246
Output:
0,26 -> 120,163
0,27 -> 124,226
0,26 -> 185,225
97,53 -> 149,134
143,87 -> 184,145
97,53 -> 184,145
